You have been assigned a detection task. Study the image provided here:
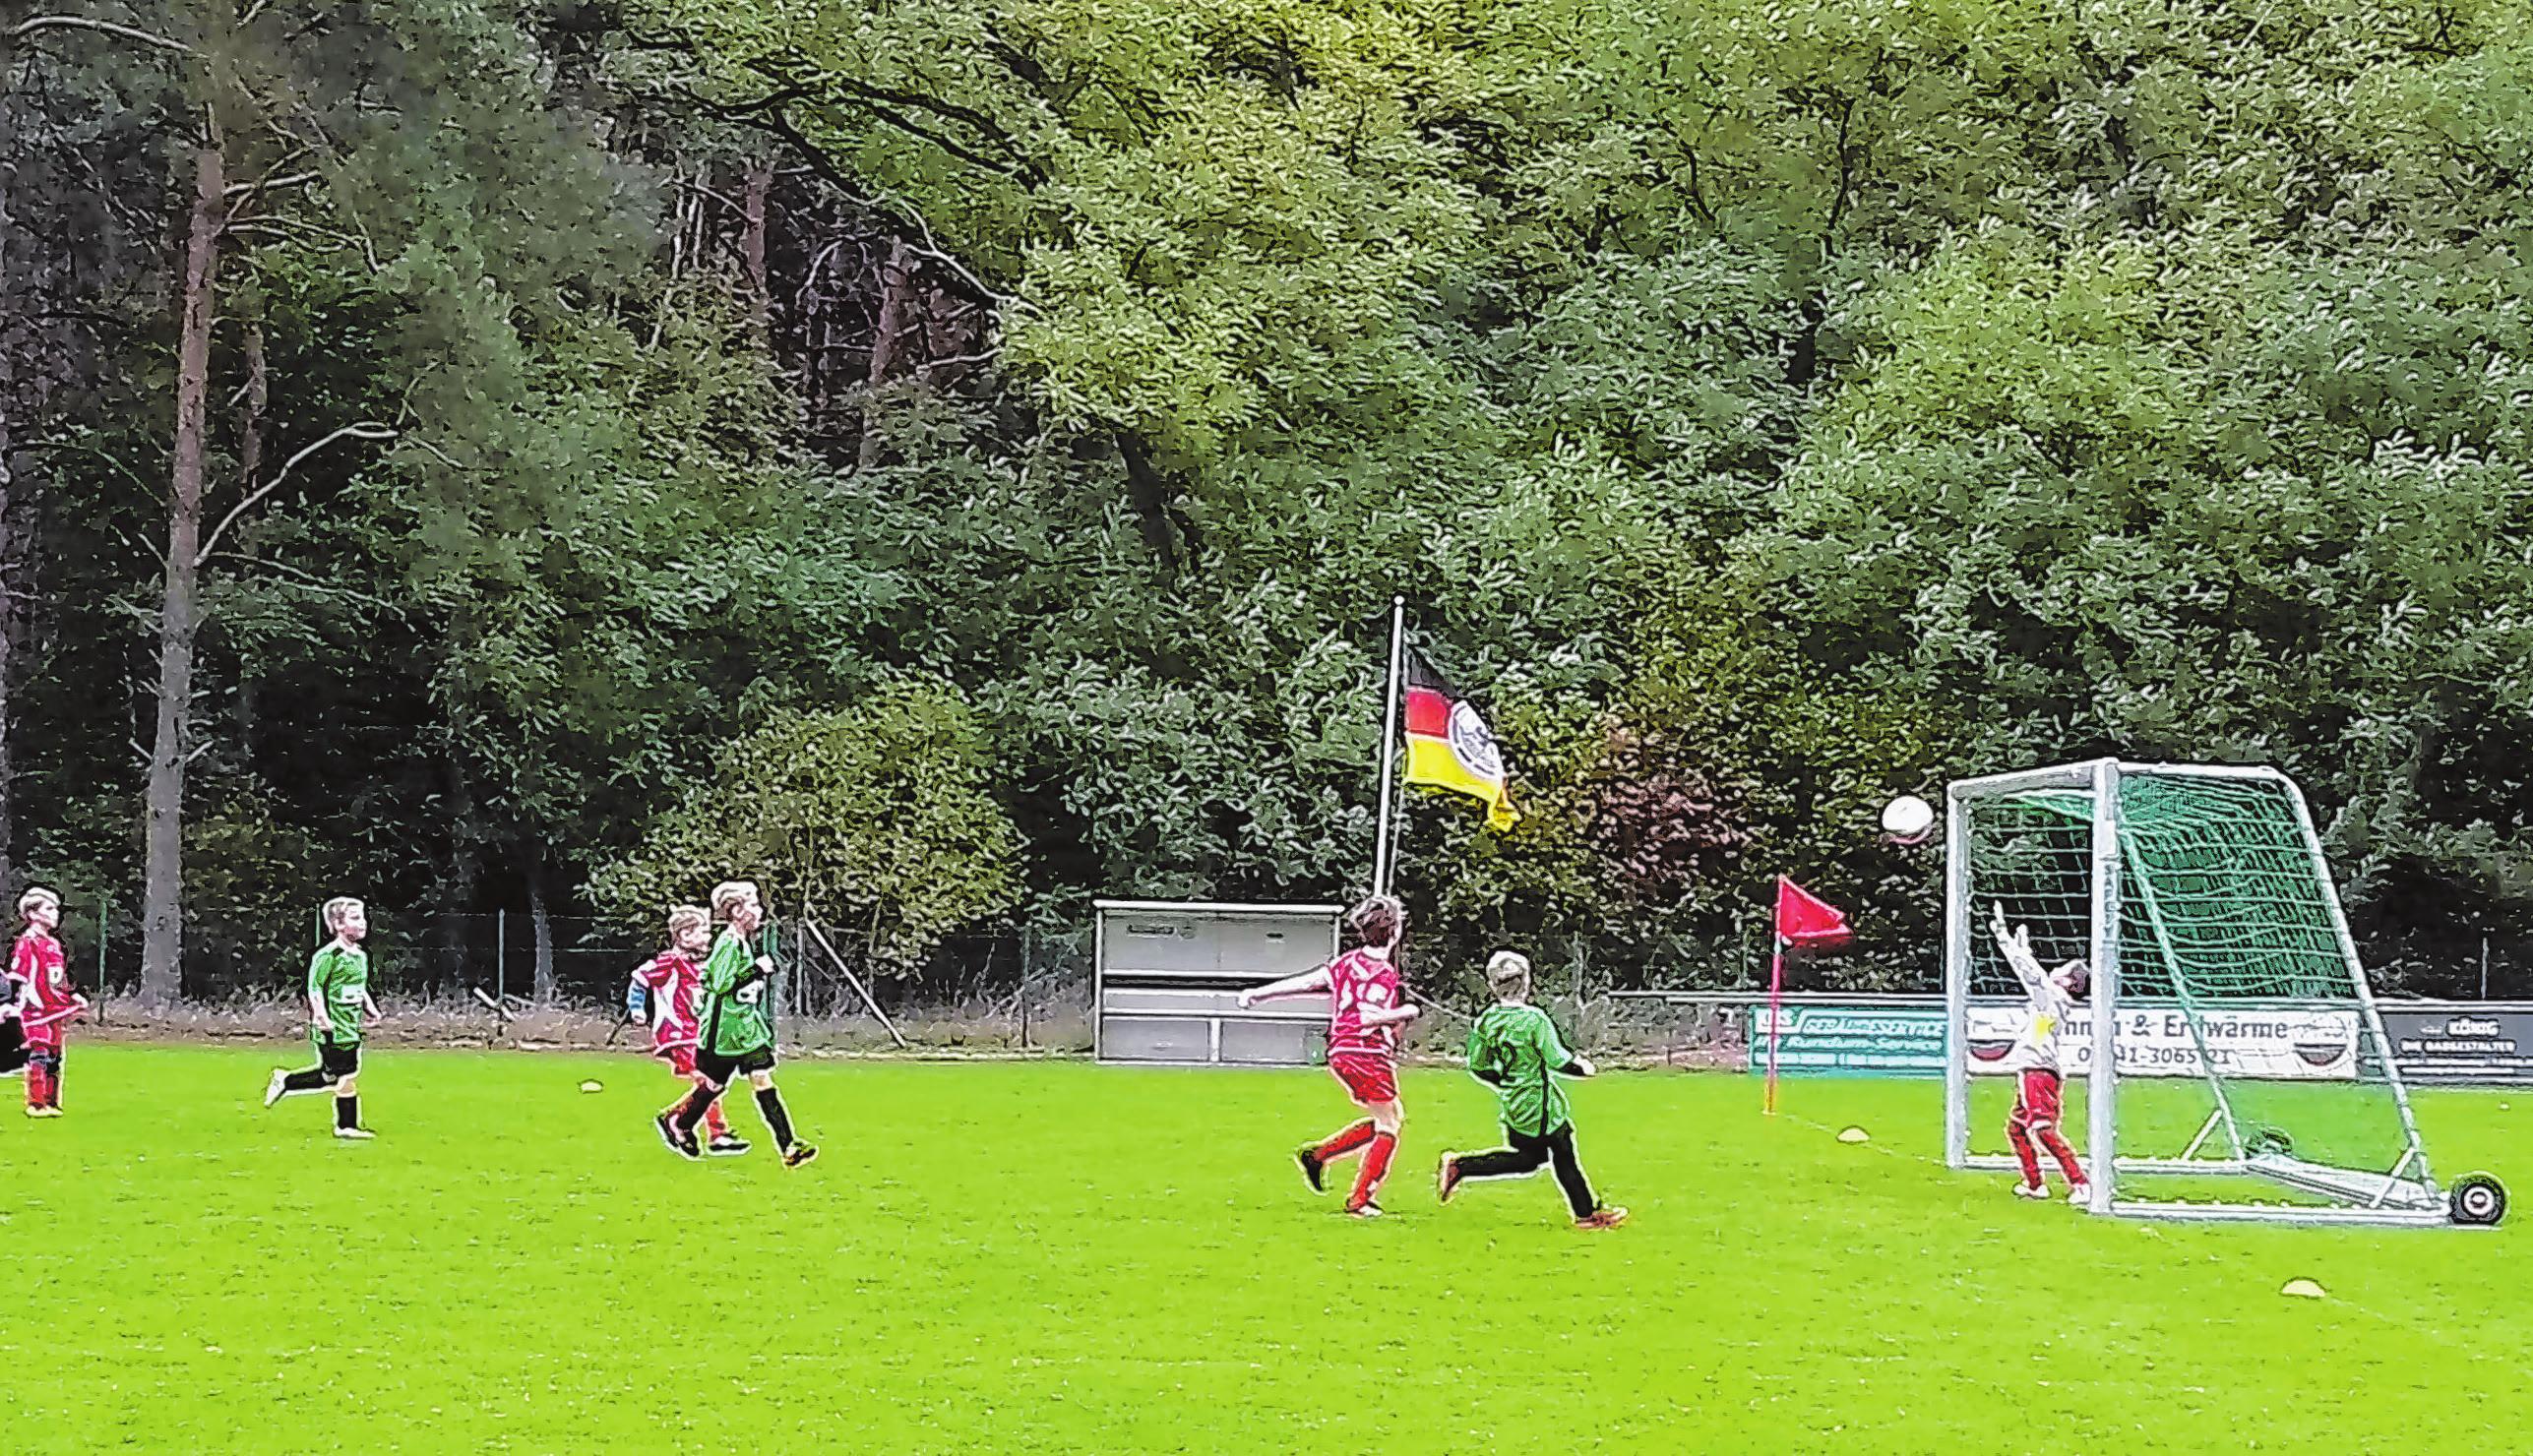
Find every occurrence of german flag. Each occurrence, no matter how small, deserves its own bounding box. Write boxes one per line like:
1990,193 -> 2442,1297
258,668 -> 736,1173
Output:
1402,651 -> 1517,831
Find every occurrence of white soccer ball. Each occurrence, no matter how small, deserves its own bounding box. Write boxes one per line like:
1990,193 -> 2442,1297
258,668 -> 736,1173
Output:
1882,794 -> 1936,843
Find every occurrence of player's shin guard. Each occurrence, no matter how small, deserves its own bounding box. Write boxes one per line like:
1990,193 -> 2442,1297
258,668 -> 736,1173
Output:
704,1099 -> 732,1140
1547,1129 -> 1597,1220
281,1066 -> 332,1094
1348,1133 -> 1396,1210
754,1086 -> 796,1149
1313,1119 -> 1377,1164
1454,1146 -> 1547,1180
336,1094 -> 358,1129
2006,1118 -> 2042,1186
671,1084 -> 719,1134
2034,1124 -> 2084,1184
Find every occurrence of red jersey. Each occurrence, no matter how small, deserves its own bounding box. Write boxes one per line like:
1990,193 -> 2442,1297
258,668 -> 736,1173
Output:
633,949 -> 704,1052
1326,948 -> 1404,1058
14,930 -> 80,1046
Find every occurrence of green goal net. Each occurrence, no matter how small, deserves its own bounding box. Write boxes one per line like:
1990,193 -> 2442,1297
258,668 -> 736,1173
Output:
1946,761 -> 2480,1227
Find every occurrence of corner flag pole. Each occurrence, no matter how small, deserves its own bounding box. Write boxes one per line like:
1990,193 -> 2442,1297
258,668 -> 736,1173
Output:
1372,594 -> 1406,897
1764,880 -> 1786,1115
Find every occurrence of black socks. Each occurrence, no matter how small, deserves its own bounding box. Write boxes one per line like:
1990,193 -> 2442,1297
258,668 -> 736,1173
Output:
755,1087 -> 795,1149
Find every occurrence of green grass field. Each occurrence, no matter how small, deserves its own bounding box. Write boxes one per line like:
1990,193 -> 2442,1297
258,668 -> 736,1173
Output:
6,1047 -> 2531,1453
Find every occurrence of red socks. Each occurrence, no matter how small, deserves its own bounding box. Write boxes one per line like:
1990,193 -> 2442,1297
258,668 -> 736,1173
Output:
1349,1133 -> 1397,1210
1314,1120 -> 1376,1163
2036,1126 -> 2084,1183
2007,1122 -> 2041,1185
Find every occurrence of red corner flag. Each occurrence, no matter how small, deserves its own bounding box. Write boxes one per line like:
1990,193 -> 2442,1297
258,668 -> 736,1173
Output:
1774,877 -> 1851,948
1766,876 -> 1850,1114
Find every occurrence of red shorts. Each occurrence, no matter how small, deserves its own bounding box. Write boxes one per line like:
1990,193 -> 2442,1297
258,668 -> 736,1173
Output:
2014,1068 -> 2064,1128
1328,1051 -> 1398,1107
655,1045 -> 702,1079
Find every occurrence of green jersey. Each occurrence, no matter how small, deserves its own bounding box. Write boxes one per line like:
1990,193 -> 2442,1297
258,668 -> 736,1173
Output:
699,928 -> 774,1058
1466,1002 -> 1580,1137
308,941 -> 370,1047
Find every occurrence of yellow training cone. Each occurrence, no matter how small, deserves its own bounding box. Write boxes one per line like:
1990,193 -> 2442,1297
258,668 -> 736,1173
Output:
2280,1279 -> 2326,1300
1837,1126 -> 1871,1144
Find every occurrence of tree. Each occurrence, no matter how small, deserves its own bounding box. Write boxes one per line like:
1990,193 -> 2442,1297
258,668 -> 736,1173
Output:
591,681 -> 1023,972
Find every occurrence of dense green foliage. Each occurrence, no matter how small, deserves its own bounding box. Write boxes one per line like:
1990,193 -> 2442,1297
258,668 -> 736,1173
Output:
2,0 -> 2528,994
9,1048 -> 2531,1449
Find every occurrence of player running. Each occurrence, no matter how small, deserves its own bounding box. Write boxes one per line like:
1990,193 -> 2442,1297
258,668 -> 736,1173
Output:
630,904 -> 746,1156
1436,951 -> 1627,1229
262,896 -> 379,1139
1993,901 -> 2091,1202
15,888 -> 86,1117
655,880 -> 816,1168
1237,893 -> 1420,1218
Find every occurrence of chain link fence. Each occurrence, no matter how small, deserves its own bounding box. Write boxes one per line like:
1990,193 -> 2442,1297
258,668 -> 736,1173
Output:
50,897 -> 2533,1052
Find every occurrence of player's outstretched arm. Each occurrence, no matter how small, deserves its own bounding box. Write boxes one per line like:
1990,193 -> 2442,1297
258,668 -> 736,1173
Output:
1237,967 -> 1331,1009
1989,901 -> 2048,995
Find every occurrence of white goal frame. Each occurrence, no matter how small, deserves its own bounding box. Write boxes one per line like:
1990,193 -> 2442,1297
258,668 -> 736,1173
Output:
1942,758 -> 2450,1227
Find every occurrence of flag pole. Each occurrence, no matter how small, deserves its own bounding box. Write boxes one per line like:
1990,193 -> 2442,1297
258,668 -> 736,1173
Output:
1372,595 -> 1407,897
1764,878 -> 1785,1115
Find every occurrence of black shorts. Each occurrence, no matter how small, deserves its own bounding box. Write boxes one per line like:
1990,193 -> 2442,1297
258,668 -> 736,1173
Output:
0,1017 -> 25,1073
695,1045 -> 774,1085
314,1039 -> 360,1079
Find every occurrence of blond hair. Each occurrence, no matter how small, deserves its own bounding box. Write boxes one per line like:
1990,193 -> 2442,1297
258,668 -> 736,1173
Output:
1486,949 -> 1532,1001
667,904 -> 710,938
322,896 -> 364,933
710,880 -> 760,919
17,886 -> 59,921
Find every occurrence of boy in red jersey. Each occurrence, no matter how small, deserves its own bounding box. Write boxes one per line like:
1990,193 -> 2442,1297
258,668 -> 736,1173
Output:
1993,901 -> 2091,1202
1238,893 -> 1420,1218
15,887 -> 87,1117
631,904 -> 745,1155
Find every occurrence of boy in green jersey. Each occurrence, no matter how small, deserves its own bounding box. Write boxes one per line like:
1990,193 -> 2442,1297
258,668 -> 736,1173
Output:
1437,951 -> 1626,1229
262,896 -> 379,1139
656,880 -> 817,1168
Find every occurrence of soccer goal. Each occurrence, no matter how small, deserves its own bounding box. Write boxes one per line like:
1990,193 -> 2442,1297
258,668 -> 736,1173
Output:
1943,759 -> 2504,1227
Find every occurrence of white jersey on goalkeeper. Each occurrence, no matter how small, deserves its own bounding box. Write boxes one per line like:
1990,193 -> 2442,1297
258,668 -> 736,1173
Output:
2002,937 -> 2074,1075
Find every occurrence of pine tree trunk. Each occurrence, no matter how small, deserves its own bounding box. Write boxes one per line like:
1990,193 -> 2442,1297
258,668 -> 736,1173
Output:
139,138 -> 225,1004
857,238 -> 913,469
0,14 -> 21,894
741,161 -> 772,344
527,857 -> 556,1002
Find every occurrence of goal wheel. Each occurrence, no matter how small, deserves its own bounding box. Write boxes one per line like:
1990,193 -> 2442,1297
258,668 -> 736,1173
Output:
2449,1173 -> 2507,1227
2244,1126 -> 2294,1157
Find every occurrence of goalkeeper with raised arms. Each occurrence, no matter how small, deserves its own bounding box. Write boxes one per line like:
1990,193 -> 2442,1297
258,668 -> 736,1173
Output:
1993,901 -> 2092,1202
1436,950 -> 1627,1230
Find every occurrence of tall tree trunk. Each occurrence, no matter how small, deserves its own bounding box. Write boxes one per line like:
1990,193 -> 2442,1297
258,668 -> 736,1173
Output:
857,238 -> 913,470
139,138 -> 225,1003
526,855 -> 556,1002
740,161 -> 772,344
0,14 -> 21,895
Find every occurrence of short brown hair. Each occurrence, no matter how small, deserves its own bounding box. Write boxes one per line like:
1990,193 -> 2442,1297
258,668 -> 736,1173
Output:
1345,893 -> 1403,949
17,886 -> 58,921
710,880 -> 760,919
322,896 -> 363,933
667,904 -> 710,938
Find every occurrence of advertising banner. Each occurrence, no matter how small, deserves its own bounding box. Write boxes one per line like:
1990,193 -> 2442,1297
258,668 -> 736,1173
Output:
1750,1004 -> 2360,1080
2382,1009 -> 2533,1083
